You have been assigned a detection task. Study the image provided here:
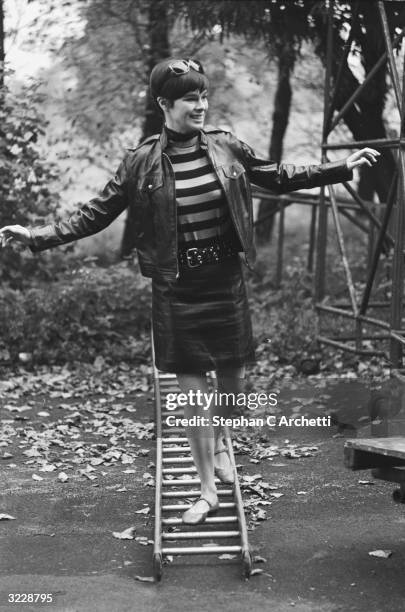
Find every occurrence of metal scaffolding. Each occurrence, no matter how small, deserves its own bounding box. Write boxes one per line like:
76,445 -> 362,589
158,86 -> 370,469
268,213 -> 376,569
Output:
312,0 -> 405,374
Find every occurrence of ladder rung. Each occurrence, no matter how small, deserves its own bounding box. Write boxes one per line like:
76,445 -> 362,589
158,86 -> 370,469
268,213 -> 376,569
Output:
162,446 -> 191,453
162,516 -> 238,525
158,383 -> 177,387
157,374 -> 176,379
162,530 -> 240,540
162,457 -> 194,464
162,478 -> 220,486
162,502 -> 236,511
162,428 -> 185,434
162,437 -> 189,443
162,489 -> 233,498
162,467 -> 197,474
162,545 -> 242,555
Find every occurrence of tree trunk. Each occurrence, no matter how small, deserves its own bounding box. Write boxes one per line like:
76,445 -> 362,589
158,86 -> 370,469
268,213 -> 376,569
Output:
141,0 -> 170,139
121,0 -> 170,258
319,2 -> 395,206
0,0 -> 4,88
256,43 -> 294,244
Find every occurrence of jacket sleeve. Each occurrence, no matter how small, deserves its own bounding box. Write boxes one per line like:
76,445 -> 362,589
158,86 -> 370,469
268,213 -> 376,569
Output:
29,154 -> 130,252
240,141 -> 353,194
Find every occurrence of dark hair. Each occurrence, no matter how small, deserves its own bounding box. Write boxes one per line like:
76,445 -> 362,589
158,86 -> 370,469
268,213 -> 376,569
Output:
149,58 -> 209,104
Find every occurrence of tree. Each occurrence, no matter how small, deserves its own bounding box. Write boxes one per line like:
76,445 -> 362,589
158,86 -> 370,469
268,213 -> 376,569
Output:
256,37 -> 296,243
311,0 -> 402,205
0,0 -> 4,88
180,0 -> 404,220
0,1 -> 61,285
0,79 -> 62,285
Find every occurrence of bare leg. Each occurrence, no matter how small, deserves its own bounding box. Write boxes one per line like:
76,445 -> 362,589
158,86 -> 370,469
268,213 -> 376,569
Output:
213,366 -> 245,472
176,373 -> 218,513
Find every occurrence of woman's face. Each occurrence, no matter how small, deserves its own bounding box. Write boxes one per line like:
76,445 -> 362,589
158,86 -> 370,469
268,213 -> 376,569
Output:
161,89 -> 208,133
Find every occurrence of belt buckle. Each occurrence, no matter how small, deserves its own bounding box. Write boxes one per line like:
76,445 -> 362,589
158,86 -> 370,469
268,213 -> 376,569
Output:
186,247 -> 202,268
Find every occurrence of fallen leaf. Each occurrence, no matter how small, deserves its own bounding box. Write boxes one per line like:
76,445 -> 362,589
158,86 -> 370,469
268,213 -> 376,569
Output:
112,527 -> 136,540
134,576 -> 154,582
5,405 -> 31,413
0,513 -> 16,520
39,464 -> 57,472
90,458 -> 104,466
255,509 -> 267,521
80,470 -> 97,481
368,550 -> 392,559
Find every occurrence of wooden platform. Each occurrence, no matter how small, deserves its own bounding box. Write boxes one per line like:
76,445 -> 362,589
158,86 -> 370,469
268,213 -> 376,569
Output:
345,437 -> 405,501
345,437 -> 405,470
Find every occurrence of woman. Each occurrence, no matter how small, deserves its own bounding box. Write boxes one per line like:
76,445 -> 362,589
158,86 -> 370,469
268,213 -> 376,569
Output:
0,58 -> 379,525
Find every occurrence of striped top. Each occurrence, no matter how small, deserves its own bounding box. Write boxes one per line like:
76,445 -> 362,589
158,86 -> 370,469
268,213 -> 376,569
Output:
166,135 -> 240,249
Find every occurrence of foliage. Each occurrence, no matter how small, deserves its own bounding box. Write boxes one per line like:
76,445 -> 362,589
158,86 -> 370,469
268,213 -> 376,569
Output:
249,255 -> 318,365
0,260 -> 151,365
0,75 -> 61,285
33,0 -> 210,143
180,0 -> 404,205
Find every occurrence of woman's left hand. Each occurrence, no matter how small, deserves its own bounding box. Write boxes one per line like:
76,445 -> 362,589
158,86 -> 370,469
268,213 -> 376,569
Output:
346,148 -> 380,170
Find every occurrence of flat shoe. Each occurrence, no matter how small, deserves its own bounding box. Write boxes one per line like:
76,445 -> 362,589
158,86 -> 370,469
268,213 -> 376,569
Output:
214,448 -> 235,484
182,496 -> 219,525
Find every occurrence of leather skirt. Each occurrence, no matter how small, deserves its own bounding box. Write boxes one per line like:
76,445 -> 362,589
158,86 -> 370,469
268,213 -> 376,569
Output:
152,256 -> 256,374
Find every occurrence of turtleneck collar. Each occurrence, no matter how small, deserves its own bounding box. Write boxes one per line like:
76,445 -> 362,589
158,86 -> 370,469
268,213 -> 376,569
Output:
159,125 -> 208,151
165,125 -> 200,142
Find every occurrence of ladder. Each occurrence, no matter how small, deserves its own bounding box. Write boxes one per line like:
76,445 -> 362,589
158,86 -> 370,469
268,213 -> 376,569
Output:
152,368 -> 253,580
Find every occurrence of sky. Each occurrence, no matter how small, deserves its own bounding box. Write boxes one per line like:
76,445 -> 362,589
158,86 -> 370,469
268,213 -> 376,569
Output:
4,0 -> 83,78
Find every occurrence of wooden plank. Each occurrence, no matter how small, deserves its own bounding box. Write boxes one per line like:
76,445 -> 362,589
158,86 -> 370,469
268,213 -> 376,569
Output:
344,437 -> 405,470
345,437 -> 405,458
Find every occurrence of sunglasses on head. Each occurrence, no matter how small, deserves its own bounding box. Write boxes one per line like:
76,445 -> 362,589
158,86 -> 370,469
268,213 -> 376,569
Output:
167,59 -> 204,76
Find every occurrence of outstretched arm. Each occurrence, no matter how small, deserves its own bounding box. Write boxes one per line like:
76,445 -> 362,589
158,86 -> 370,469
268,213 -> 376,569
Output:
0,154 -> 131,252
240,142 -> 380,193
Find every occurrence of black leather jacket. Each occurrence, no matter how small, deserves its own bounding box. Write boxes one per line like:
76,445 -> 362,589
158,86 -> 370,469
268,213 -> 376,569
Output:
30,126 -> 352,280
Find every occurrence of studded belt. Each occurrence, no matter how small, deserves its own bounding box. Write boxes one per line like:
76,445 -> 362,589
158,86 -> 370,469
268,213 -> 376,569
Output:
178,241 -> 239,269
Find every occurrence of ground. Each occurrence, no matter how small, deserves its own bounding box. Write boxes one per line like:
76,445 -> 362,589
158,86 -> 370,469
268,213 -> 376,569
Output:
1,366 -> 405,612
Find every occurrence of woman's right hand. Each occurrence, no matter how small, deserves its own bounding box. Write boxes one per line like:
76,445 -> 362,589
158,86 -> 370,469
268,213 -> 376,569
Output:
0,225 -> 32,248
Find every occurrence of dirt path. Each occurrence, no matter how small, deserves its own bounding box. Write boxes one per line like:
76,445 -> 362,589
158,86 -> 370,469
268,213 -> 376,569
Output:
1,370 -> 405,611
